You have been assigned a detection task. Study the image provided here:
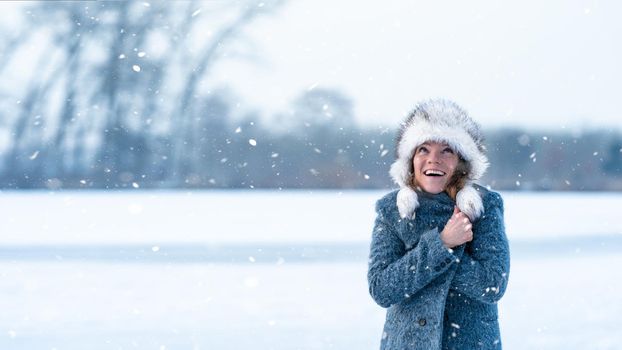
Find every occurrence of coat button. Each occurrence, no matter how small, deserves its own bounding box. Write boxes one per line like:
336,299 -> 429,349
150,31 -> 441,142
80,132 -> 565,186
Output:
418,318 -> 427,326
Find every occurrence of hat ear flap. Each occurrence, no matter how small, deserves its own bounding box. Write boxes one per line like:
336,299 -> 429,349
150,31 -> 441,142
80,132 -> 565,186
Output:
389,157 -> 411,188
456,184 -> 484,221
396,187 -> 419,219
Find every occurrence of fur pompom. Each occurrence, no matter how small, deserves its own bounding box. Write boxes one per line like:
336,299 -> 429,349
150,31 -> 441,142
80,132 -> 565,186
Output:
396,187 -> 419,219
456,184 -> 484,221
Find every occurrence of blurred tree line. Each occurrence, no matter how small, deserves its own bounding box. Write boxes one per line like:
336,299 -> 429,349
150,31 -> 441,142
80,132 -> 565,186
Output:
0,1 -> 620,191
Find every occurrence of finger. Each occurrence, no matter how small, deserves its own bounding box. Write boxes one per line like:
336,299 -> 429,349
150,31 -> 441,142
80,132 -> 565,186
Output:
465,224 -> 472,231
453,206 -> 460,215
466,230 -> 473,241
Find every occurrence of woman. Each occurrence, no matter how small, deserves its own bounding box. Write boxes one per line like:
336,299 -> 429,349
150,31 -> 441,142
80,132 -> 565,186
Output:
367,99 -> 510,350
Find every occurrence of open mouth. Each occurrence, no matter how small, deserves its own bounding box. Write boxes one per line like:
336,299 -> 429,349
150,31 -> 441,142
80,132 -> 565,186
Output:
423,169 -> 446,177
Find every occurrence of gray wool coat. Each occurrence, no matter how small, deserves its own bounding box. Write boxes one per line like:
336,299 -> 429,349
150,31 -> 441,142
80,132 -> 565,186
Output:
367,185 -> 510,350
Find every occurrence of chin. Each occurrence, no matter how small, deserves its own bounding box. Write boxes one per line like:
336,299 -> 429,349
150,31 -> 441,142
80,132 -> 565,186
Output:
419,185 -> 445,194
415,175 -> 449,195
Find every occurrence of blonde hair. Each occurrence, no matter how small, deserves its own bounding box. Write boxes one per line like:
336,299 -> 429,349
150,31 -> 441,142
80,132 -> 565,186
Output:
407,156 -> 470,202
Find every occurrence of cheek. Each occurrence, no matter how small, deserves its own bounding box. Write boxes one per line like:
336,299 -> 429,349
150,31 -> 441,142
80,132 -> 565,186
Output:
447,160 -> 459,176
412,157 -> 421,171
411,158 -> 424,180
445,168 -> 456,180
449,162 -> 458,171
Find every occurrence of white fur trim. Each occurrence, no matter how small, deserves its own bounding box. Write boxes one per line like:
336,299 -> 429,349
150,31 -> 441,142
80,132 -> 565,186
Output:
396,187 -> 419,219
456,184 -> 484,221
389,158 -> 410,188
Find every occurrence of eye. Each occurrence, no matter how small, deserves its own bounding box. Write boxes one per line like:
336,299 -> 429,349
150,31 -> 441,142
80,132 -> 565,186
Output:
417,146 -> 429,154
442,147 -> 454,154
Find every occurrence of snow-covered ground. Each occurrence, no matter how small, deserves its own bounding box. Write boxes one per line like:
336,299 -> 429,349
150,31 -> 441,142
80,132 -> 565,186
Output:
0,190 -> 621,349
1,189 -> 621,244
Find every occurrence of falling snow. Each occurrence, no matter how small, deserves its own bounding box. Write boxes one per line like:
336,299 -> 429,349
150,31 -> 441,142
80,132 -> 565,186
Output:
518,134 -> 530,146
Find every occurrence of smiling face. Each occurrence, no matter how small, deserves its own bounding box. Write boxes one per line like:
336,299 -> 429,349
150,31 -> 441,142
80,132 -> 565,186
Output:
411,141 -> 460,194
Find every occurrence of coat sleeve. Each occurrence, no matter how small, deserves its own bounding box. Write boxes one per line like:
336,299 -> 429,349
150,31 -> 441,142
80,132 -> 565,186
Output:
367,201 -> 461,308
449,191 -> 510,304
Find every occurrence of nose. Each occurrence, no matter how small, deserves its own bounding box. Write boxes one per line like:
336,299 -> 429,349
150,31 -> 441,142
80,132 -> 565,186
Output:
427,151 -> 442,163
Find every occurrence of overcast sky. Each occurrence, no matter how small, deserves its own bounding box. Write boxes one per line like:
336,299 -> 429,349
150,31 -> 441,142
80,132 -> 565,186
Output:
211,0 -> 622,130
2,1 -> 620,131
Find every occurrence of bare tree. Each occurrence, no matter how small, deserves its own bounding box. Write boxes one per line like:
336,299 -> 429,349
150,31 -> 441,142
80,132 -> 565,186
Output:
1,0 -> 284,188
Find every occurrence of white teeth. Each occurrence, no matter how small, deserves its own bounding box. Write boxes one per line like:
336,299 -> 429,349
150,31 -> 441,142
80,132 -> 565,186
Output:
424,170 -> 445,176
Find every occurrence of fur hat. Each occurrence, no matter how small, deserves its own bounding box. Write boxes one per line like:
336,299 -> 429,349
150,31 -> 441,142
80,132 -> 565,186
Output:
389,99 -> 489,221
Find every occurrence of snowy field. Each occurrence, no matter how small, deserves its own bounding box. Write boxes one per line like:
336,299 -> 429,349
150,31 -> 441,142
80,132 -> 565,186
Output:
1,190 -> 621,349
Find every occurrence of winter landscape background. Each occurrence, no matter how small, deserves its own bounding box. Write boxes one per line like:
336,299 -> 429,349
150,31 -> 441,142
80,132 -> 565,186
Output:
1,1 -> 621,191
1,1 -> 621,349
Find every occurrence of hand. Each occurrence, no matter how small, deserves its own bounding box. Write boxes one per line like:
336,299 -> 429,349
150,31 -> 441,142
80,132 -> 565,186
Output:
440,206 -> 473,249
